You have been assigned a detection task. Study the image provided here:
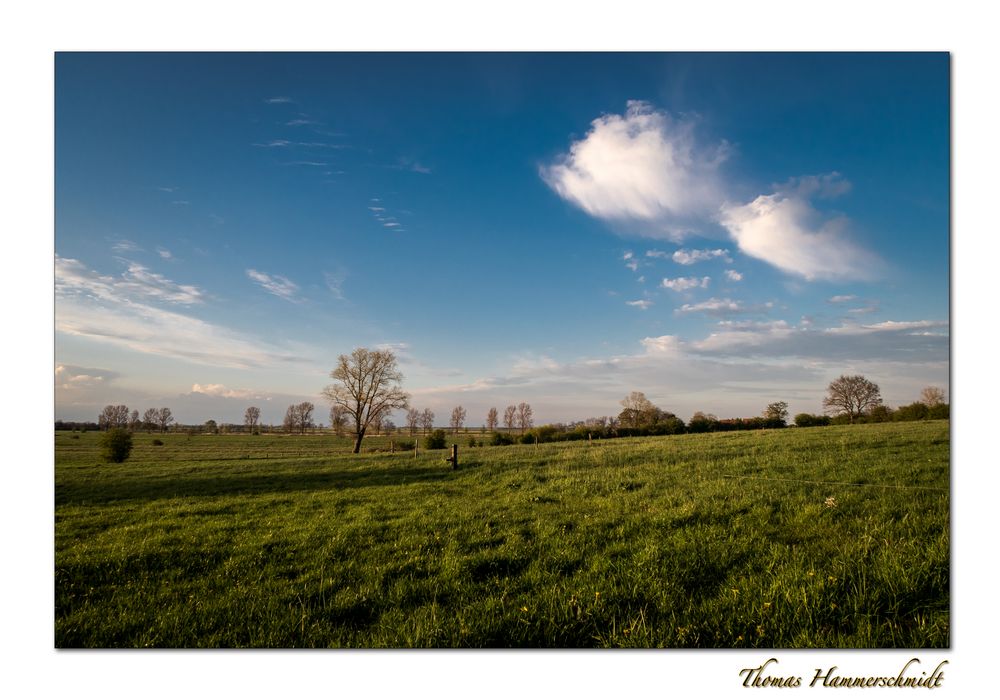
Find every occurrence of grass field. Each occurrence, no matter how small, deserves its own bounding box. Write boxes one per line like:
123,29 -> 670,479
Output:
54,421 -> 949,648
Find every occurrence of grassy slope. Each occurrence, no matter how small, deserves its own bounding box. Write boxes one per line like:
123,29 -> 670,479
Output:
55,422 -> 949,648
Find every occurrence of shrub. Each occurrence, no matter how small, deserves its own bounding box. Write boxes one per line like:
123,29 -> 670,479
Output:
894,402 -> 930,422
928,403 -> 949,420
794,413 -> 831,427
101,428 -> 133,463
868,405 -> 894,423
71,434 -> 80,440
490,432 -> 515,446
395,440 -> 415,451
424,429 -> 447,450
151,438 -> 164,446
467,437 -> 478,448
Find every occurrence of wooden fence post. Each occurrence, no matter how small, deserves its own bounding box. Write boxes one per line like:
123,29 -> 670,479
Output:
446,444 -> 458,469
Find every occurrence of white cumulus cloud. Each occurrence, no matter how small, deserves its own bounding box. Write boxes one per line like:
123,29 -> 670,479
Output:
662,276 -> 710,292
540,101 -> 729,239
672,248 -> 730,265
720,193 -> 877,281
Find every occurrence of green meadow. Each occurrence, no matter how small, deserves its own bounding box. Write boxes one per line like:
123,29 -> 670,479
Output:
54,421 -> 949,648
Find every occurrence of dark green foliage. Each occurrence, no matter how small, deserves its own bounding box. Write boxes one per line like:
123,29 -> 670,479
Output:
928,403 -> 949,420
99,428 -> 133,463
151,439 -> 164,446
894,402 -> 930,422
395,440 -> 415,451
467,437 -> 478,448
867,405 -> 894,423
687,413 -> 719,433
794,413 -> 832,428
424,429 -> 447,450
490,432 -> 515,446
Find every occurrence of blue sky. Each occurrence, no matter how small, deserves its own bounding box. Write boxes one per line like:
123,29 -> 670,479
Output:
54,52 -> 949,426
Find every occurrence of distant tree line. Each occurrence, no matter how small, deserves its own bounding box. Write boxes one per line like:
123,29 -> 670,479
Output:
59,364 -> 948,452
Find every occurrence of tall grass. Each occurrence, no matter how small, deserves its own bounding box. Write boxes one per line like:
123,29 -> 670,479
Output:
55,421 -> 949,648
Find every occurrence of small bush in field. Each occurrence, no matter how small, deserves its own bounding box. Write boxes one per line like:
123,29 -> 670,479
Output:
424,429 -> 447,450
100,428 -> 133,463
490,432 -> 515,446
151,438 -> 164,446
395,440 -> 415,451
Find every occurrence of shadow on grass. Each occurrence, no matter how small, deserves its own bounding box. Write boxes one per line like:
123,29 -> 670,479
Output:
56,463 -> 460,506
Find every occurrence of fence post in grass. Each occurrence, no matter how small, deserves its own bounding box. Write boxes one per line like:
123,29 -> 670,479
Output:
390,440 -> 395,454
445,444 -> 458,469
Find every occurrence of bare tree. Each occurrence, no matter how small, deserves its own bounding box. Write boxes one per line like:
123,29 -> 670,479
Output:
156,407 -> 174,433
297,401 -> 315,433
142,408 -> 159,432
98,405 -> 130,430
370,406 -> 387,435
244,406 -> 261,432
322,347 -> 411,454
420,408 -> 435,434
406,407 -> 421,435
486,407 -> 499,432
516,402 -> 533,433
330,405 -> 348,436
920,386 -> 946,407
283,405 -> 297,433
450,405 -> 467,433
503,405 -> 517,432
823,375 -> 882,423
128,409 -> 140,431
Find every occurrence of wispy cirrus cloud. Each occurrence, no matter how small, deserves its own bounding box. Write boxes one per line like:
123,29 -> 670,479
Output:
56,258 -> 306,369
111,239 -> 142,253
391,157 -> 432,175
368,199 -> 406,232
246,269 -> 301,302
265,96 -> 293,104
626,299 -> 653,310
677,297 -> 772,317
323,269 -> 347,300
57,256 -> 204,305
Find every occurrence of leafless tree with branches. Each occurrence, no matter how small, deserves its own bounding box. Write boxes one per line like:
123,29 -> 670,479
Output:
322,347 -> 410,453
503,405 -> 516,432
823,375 -> 882,423
516,402 -> 533,433
244,406 -> 261,432
450,405 -> 467,433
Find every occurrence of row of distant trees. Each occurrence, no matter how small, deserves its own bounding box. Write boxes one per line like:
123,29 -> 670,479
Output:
95,405 -> 175,433
71,360 -> 946,450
